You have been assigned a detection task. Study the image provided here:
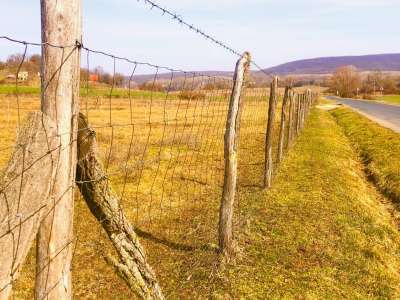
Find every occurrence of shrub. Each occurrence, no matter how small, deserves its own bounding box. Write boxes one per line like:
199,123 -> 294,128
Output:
138,82 -> 165,92
178,90 -> 205,100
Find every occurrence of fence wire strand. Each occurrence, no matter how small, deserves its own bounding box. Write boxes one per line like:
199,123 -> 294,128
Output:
0,35 -> 317,298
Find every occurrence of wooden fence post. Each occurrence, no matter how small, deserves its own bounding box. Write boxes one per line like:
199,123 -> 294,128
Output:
277,86 -> 289,163
294,94 -> 300,137
299,94 -> 305,131
263,77 -> 279,189
302,93 -> 307,128
0,113 -> 59,300
305,90 -> 310,118
219,52 -> 250,256
287,90 -> 295,148
36,1 -> 82,299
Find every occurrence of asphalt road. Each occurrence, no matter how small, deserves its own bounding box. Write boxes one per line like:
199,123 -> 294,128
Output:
326,96 -> 400,132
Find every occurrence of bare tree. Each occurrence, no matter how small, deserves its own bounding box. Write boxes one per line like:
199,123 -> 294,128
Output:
381,75 -> 398,94
330,66 -> 361,97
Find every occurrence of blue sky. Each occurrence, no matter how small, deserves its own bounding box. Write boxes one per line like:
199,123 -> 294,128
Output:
1,0 -> 399,74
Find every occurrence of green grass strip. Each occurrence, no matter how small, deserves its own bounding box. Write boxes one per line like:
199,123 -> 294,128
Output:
0,84 -> 169,99
214,109 -> 400,298
332,107 -> 400,202
377,95 -> 400,105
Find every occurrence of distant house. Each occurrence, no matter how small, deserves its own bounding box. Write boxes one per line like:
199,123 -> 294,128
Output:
89,74 -> 99,82
18,71 -> 28,81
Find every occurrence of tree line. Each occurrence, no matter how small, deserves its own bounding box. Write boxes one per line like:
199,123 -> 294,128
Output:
328,65 -> 400,98
2,54 -> 400,97
0,53 -> 126,86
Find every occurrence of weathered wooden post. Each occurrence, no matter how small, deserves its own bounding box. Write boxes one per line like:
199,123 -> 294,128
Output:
263,77 -> 279,189
0,113 -> 59,300
76,114 -> 164,299
305,90 -> 311,118
301,94 -> 305,128
36,1 -> 82,299
219,52 -> 250,256
287,90 -> 295,148
295,94 -> 300,135
277,86 -> 289,163
302,94 -> 306,129
298,94 -> 304,131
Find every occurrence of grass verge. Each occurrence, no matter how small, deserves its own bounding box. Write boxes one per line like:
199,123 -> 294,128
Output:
377,95 -> 400,105
331,107 -> 400,202
213,109 -> 400,298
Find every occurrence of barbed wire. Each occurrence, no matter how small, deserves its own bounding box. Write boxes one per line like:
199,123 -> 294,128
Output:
135,0 -> 275,79
137,0 -> 242,57
2,1 -> 279,81
0,31 -> 318,297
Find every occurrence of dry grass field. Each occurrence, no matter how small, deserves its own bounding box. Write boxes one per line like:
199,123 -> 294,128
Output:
3,88 -> 400,299
0,87 -> 276,298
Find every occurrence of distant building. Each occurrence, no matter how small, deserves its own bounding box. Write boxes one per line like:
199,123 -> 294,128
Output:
89,74 -> 99,82
17,71 -> 28,81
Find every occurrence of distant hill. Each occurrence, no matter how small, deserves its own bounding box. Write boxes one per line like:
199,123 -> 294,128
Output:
132,71 -> 233,84
263,53 -> 400,75
130,53 -> 400,85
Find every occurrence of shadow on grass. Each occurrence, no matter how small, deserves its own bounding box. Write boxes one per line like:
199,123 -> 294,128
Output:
135,227 -> 219,253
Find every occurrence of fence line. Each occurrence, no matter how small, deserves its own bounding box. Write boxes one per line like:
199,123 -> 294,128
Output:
0,6 -> 318,299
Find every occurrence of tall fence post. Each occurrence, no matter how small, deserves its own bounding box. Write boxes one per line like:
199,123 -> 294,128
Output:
277,86 -> 289,163
263,77 -> 279,189
219,52 -> 250,256
36,1 -> 82,299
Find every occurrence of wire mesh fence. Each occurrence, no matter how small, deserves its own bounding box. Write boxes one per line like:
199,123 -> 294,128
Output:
0,29 -> 317,299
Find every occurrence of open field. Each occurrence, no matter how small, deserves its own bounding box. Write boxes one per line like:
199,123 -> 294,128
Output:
1,88 -> 273,298
0,84 -> 169,99
331,107 -> 400,202
2,91 -> 400,298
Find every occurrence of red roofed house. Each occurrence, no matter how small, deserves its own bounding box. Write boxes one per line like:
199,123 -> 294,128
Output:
89,74 -> 99,82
